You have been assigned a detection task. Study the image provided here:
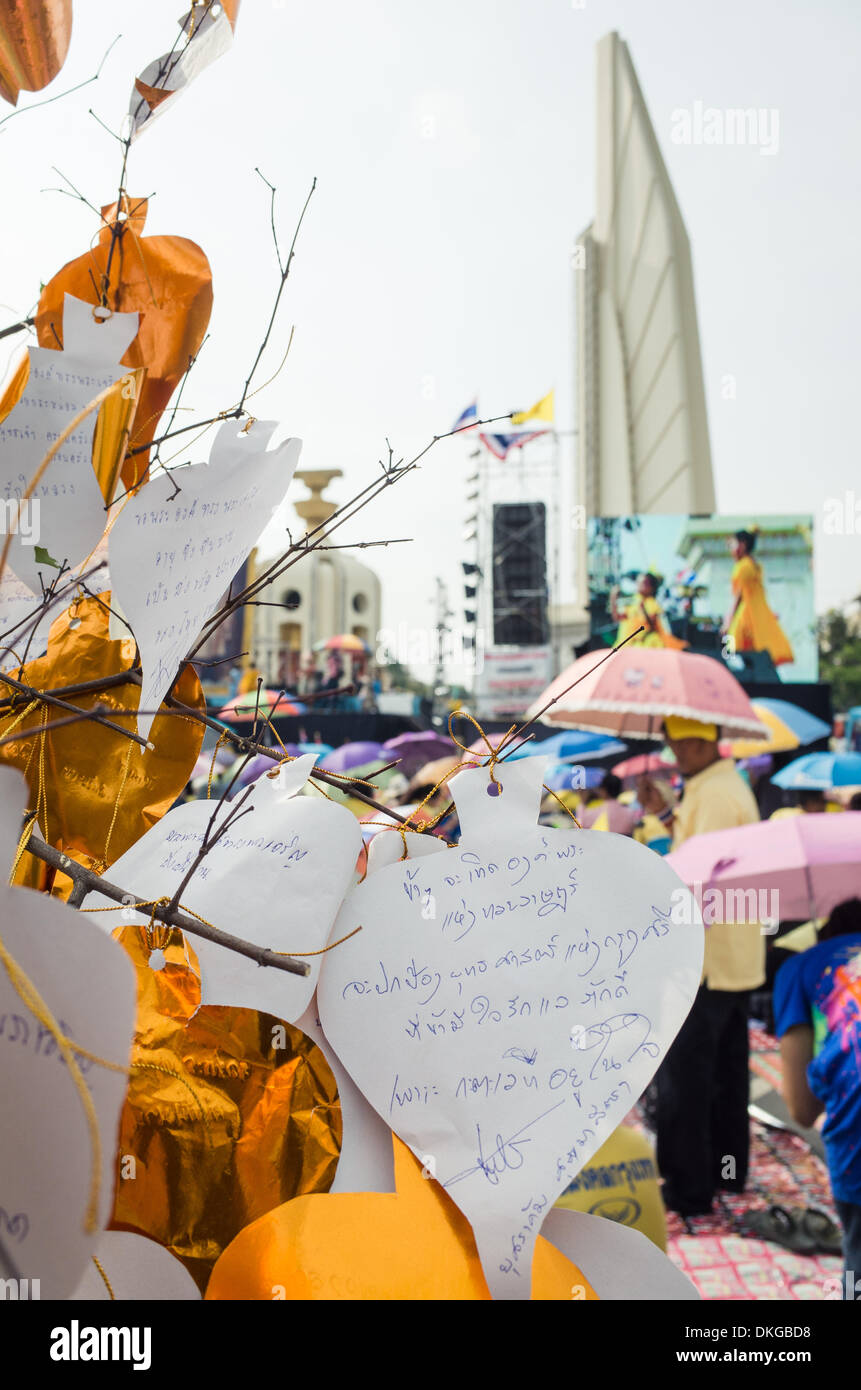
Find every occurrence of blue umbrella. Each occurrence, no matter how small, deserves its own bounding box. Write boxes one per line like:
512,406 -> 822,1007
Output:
543,762 -> 605,793
507,730 -> 627,762
755,698 -> 831,747
772,751 -> 861,790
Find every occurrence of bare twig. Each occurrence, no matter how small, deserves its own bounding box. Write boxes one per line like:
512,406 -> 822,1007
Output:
238,176 -> 316,411
21,834 -> 310,978
0,317 -> 34,342
166,785 -> 255,914
0,34 -> 120,133
188,413 -> 512,659
0,671 -> 148,748
127,409 -> 242,458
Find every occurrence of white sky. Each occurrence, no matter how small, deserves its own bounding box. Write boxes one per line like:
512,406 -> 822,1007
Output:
2,0 -> 859,670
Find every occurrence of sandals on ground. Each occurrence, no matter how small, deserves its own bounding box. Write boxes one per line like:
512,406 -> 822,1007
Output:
742,1203 -> 842,1255
795,1206 -> 843,1255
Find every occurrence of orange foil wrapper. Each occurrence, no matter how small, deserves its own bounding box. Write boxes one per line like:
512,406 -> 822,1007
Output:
206,1136 -> 597,1301
35,196 -> 213,491
0,0 -> 73,106
111,925 -> 341,1291
0,593 -> 204,875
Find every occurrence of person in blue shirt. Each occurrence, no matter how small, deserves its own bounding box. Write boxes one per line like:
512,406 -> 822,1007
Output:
773,897 -> 861,1297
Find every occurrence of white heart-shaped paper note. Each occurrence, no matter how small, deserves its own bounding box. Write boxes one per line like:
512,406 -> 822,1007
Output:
0,767 -> 136,1299
108,418 -> 301,739
319,758 -> 703,1299
86,755 -> 362,1022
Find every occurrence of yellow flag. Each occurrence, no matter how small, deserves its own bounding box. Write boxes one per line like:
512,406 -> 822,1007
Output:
511,389 -> 554,425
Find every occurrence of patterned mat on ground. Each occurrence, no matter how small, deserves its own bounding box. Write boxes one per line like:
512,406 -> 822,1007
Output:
637,1024 -> 843,1300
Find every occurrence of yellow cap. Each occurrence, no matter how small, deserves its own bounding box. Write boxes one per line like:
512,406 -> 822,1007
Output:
664,715 -> 718,742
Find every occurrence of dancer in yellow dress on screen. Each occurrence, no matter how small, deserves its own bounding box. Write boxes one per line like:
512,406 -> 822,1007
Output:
723,528 -> 793,666
610,573 -> 688,650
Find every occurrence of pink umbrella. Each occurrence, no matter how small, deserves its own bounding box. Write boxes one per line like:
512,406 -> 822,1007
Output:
526,648 -> 768,742
578,801 -> 639,835
218,690 -> 307,720
612,751 -> 677,780
667,812 -> 861,921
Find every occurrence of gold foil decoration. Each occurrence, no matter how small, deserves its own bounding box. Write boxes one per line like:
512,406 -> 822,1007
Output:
0,349 -> 28,423
90,366 -> 146,506
35,196 -> 213,492
0,594 -> 205,875
111,924 -> 341,1292
0,0 -> 73,106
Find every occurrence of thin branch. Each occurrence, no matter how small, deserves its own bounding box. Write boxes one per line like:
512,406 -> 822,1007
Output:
426,628 -> 649,825
255,167 -> 283,274
21,834 -> 310,978
186,416 -> 518,659
41,166 -> 104,220
237,176 -> 317,411
495,626 -> 647,756
0,34 -> 121,133
0,662 -> 131,710
88,107 -> 127,148
0,672 -> 149,748
0,681 -> 411,821
166,786 -> 255,914
127,409 -> 242,457
0,561 -> 108,652
0,317 -> 34,342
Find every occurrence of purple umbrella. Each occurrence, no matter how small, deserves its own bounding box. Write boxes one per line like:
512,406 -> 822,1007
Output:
382,730 -> 454,777
320,741 -> 385,774
235,746 -> 301,788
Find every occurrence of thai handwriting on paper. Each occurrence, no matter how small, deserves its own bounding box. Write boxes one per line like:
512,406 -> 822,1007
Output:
0,1013 -> 92,1072
338,898 -> 677,1032
158,826 -> 310,870
499,1192 -> 551,1278
0,1208 -> 30,1244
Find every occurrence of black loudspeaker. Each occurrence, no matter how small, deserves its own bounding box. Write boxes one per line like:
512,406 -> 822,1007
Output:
491,502 -> 548,646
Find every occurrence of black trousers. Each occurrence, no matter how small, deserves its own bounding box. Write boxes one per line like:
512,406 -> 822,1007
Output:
655,985 -> 751,1214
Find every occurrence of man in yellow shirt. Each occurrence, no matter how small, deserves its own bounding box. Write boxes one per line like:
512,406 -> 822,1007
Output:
638,715 -> 763,1216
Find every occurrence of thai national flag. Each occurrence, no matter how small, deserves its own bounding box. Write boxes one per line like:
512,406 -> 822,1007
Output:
478,430 -> 549,460
452,400 -> 478,432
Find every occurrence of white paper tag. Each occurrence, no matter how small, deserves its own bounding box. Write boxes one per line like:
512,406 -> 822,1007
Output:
0,767 -> 136,1299
541,1208 -> 699,1301
70,1230 -> 201,1302
0,295 -> 138,595
85,754 -> 361,1023
130,5 -> 237,140
107,419 -> 301,739
318,757 -> 703,1299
